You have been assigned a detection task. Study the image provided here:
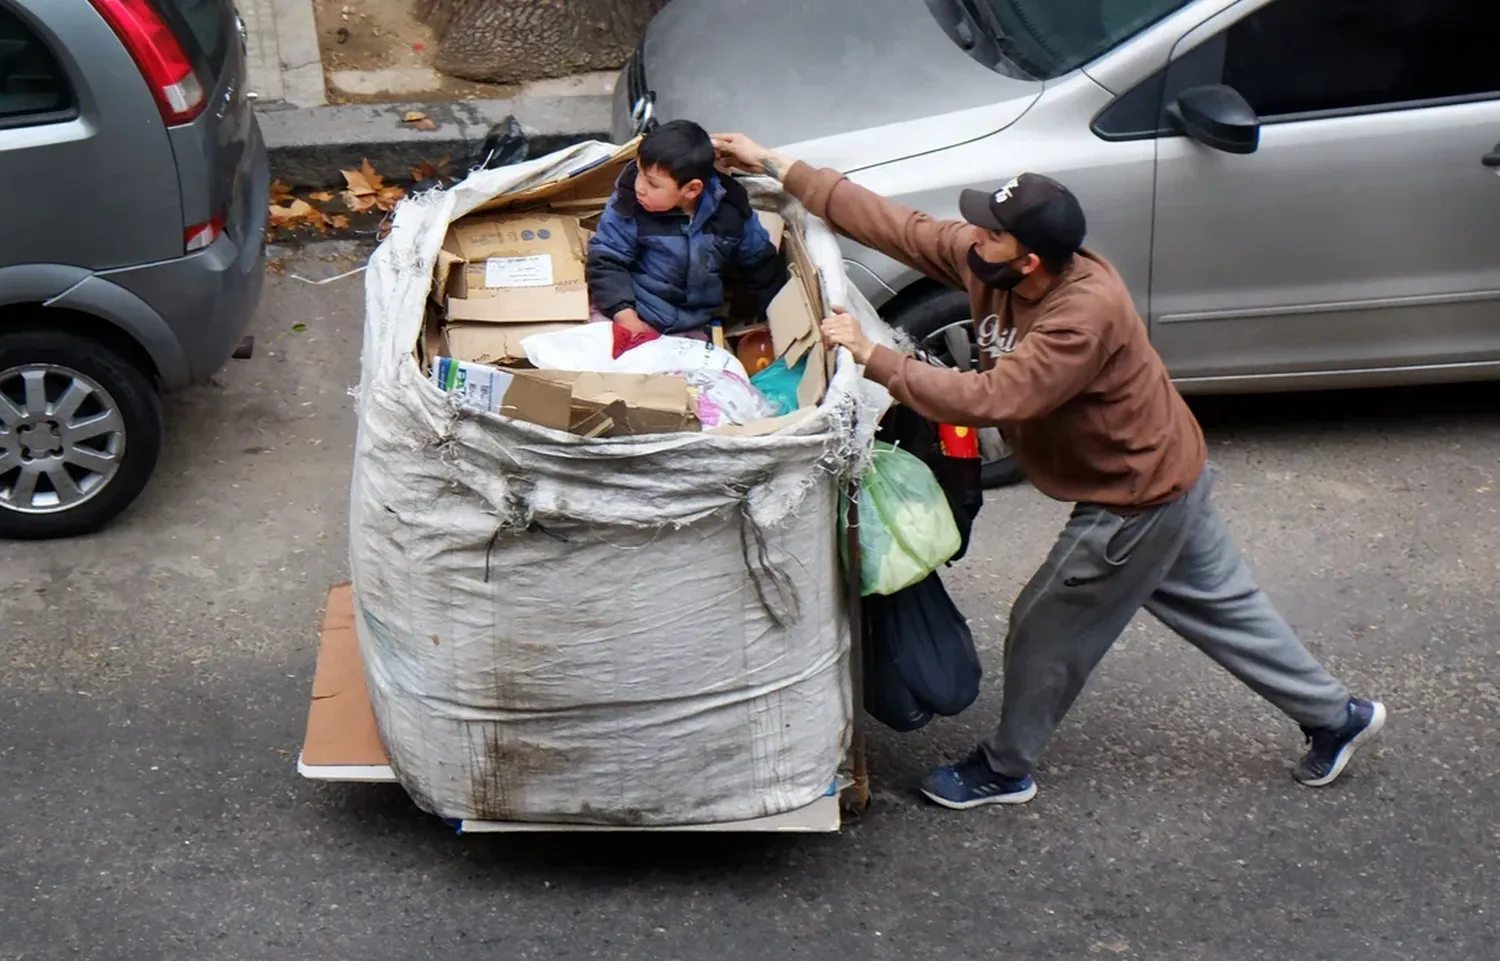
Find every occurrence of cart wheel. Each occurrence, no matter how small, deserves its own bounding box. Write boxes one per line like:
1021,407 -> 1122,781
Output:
839,784 -> 872,822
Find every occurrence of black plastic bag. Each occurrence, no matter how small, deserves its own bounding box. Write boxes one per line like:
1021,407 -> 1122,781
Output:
472,115 -> 530,172
863,617 -> 934,732
862,571 -> 983,729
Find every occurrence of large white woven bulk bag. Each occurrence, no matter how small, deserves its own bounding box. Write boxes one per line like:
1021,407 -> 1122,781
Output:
348,141 -> 893,825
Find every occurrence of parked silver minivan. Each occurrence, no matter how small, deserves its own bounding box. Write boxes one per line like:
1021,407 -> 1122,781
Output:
617,0 -> 1500,486
0,0 -> 268,538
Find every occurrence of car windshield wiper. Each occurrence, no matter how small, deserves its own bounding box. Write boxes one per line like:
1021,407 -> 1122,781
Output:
957,0 -> 1044,79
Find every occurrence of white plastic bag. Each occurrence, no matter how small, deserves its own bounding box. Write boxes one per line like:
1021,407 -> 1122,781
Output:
522,322 -> 774,426
522,322 -> 740,375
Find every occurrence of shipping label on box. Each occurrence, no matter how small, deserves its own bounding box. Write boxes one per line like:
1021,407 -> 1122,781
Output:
441,213 -> 591,325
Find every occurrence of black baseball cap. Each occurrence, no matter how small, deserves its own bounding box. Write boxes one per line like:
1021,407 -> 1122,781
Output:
959,174 -> 1087,260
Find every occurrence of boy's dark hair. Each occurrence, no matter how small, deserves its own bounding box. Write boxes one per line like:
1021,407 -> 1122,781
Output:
638,120 -> 717,189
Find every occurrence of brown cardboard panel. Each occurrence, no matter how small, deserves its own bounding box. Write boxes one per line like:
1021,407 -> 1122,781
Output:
471,139 -> 640,214
302,584 -> 389,768
432,249 -> 463,306
797,341 -> 829,410
496,370 -> 575,432
758,210 -> 785,250
783,225 -> 827,319
445,321 -> 578,366
444,214 -> 591,325
528,369 -> 699,436
768,264 -> 818,366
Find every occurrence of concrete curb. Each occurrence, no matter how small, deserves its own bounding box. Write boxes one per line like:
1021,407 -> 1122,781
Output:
260,95 -> 613,188
272,0 -> 326,108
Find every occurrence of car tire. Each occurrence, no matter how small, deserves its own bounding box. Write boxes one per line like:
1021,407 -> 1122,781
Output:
0,329 -> 163,540
886,287 -> 1025,490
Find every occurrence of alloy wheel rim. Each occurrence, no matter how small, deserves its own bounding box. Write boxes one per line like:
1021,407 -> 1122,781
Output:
0,364 -> 126,515
916,319 -> 1009,464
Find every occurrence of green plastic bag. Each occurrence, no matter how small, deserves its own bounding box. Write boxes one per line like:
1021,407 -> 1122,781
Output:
841,442 -> 962,596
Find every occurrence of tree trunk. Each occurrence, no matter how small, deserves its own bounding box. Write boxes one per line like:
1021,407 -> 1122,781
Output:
415,0 -> 669,85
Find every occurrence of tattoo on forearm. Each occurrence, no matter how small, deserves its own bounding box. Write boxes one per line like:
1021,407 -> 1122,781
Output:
760,154 -> 785,180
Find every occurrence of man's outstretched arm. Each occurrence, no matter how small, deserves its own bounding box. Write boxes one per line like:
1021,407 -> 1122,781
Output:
713,133 -> 976,291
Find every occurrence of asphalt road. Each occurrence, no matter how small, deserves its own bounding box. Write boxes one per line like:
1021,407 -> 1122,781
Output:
3,249 -> 1498,960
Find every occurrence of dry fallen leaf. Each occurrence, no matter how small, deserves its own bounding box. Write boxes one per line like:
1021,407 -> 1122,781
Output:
341,158 -> 383,197
410,157 -> 450,182
402,111 -> 438,131
342,190 -> 378,213
270,180 -> 295,205
308,190 -> 334,203
268,199 -> 316,227
376,184 -> 406,212
326,214 -> 351,230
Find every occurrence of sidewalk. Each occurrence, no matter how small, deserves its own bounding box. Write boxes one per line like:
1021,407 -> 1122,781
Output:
242,0 -> 614,186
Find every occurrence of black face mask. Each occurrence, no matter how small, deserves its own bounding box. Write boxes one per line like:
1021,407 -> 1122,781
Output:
967,245 -> 1027,291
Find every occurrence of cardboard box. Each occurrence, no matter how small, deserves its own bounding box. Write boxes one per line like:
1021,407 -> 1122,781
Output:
439,213 -> 591,325
536,370 -> 700,436
431,357 -> 575,431
445,321 -> 575,367
432,358 -> 698,437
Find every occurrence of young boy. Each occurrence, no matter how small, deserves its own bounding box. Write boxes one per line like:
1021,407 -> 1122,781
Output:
587,120 -> 786,358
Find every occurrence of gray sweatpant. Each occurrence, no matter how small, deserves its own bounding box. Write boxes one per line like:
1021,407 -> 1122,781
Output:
981,467 -> 1351,779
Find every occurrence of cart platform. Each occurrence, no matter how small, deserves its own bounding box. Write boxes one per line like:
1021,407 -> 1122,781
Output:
299,584 -> 848,833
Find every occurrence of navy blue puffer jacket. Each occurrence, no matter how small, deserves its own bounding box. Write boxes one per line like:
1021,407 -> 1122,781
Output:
586,163 -> 785,334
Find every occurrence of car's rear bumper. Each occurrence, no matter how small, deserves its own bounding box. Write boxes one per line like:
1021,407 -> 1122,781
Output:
95,121 -> 270,390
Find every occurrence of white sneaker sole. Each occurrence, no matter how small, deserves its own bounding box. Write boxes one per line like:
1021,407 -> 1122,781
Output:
921,781 -> 1038,810
1298,701 -> 1387,787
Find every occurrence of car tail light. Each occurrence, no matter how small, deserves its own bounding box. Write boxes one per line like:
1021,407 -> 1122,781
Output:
184,214 -> 225,252
89,0 -> 206,125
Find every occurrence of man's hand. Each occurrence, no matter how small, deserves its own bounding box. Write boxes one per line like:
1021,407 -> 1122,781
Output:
821,311 -> 876,365
613,308 -> 652,336
711,133 -> 793,182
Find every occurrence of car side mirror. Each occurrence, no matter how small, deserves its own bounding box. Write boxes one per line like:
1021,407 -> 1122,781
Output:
1167,84 -> 1260,155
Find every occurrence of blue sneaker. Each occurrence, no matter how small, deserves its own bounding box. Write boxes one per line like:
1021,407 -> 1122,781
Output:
1294,697 -> 1387,787
920,751 -> 1037,809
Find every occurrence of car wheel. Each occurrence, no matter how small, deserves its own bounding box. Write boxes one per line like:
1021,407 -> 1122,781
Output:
0,329 -> 163,539
887,288 -> 1025,489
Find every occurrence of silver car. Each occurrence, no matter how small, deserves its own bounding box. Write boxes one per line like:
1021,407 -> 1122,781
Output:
0,0 -> 268,538
616,0 -> 1500,486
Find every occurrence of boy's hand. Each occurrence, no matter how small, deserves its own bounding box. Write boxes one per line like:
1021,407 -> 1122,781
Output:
613,309 -> 652,336
822,310 -> 875,365
711,133 -> 793,182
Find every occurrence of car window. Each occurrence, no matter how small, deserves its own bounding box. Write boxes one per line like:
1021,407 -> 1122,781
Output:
1223,0 -> 1500,118
152,0 -> 230,78
981,0 -> 1194,80
0,7 -> 71,121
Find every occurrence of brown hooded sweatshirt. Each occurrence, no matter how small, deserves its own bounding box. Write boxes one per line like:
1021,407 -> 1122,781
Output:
782,161 -> 1205,509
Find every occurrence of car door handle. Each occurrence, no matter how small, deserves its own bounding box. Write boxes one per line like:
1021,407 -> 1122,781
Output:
1484,143 -> 1500,168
